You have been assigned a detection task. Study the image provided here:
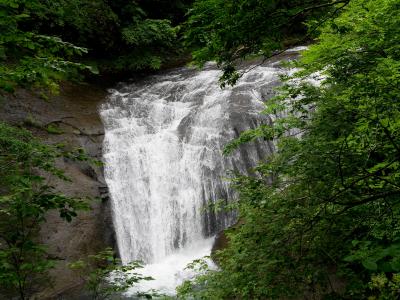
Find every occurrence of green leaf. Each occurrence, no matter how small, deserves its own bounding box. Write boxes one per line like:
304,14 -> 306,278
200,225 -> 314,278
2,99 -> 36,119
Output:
362,260 -> 378,271
390,261 -> 400,272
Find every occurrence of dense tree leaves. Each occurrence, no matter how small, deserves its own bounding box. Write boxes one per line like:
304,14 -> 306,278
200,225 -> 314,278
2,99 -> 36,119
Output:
179,0 -> 400,298
0,0 -> 190,92
184,0 -> 351,86
0,0 -> 92,92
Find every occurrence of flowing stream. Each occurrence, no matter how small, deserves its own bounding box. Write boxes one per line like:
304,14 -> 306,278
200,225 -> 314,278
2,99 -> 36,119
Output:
100,53 -> 298,295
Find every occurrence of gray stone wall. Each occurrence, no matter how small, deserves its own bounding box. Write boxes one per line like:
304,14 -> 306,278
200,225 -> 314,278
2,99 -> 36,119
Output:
0,83 -> 115,298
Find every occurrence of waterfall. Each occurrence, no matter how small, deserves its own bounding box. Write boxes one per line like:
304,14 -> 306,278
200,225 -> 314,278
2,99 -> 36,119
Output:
100,59 -> 290,294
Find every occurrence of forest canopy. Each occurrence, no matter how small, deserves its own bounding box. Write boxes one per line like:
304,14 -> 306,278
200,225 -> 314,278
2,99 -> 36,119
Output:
0,0 -> 193,92
184,0 -> 351,86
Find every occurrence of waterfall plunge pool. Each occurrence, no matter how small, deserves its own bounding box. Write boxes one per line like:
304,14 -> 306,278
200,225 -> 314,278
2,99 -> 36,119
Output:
127,236 -> 216,296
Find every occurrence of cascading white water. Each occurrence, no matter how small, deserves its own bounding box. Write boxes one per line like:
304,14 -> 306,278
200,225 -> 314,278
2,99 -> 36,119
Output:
100,56 -> 295,294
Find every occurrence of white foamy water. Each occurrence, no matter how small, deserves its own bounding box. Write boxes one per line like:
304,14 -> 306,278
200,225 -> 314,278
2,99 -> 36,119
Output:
100,59 -> 292,295
131,237 -> 216,296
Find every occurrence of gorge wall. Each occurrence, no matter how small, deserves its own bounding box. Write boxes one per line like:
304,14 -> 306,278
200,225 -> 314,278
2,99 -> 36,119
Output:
0,83 -> 114,298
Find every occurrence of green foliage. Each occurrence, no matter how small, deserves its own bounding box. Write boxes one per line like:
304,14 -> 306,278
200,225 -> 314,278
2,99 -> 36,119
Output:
46,123 -> 63,134
122,19 -> 176,47
179,0 -> 400,298
136,0 -> 193,25
176,258 -> 218,299
45,0 -> 181,73
0,122 -> 91,298
368,273 -> 400,300
0,0 -> 94,92
223,124 -> 275,155
184,0 -> 351,86
0,0 -> 190,92
69,248 -> 153,300
33,0 -> 178,75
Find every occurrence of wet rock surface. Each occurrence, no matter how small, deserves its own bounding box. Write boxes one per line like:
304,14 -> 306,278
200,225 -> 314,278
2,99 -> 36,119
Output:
0,83 -> 115,298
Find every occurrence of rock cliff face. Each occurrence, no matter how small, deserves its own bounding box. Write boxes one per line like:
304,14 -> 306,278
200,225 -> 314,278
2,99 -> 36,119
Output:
0,83 -> 114,298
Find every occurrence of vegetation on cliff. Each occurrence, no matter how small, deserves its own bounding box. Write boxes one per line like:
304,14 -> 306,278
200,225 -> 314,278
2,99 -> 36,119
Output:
178,0 -> 400,298
0,123 -> 92,298
0,0 -> 192,298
